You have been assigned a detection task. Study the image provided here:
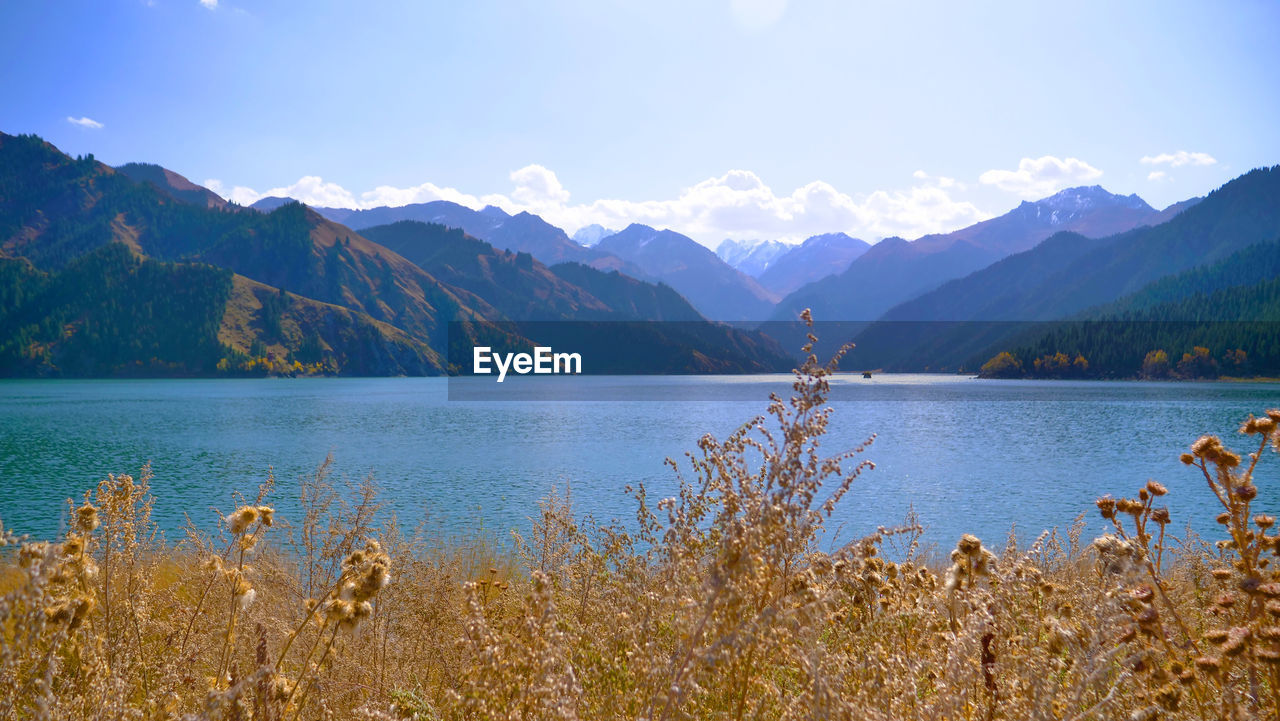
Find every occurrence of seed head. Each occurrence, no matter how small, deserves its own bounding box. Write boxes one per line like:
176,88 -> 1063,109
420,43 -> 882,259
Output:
352,560 -> 391,602
227,506 -> 259,535
62,535 -> 85,557
1243,415 -> 1277,435
75,503 -> 99,532
1191,435 -> 1222,459
1096,497 -> 1117,519
1116,498 -> 1144,516
231,573 -> 253,600
324,599 -> 354,625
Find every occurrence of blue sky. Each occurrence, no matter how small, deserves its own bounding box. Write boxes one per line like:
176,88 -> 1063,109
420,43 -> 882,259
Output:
2,0 -> 1277,246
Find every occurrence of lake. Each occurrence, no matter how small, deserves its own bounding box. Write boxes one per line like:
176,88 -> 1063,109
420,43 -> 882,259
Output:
2,374 -> 1278,553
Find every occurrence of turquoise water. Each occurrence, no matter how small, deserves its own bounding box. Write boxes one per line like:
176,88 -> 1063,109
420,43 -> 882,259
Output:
2,375 -> 1278,551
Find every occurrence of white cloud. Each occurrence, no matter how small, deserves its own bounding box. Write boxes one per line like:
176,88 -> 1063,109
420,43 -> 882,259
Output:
509,164 -> 571,208
1147,171 -> 1168,182
210,166 -> 991,247
199,0 -> 217,8
979,156 -> 1103,199
1140,151 -> 1216,168
66,116 -> 103,129
207,176 -> 358,208
359,181 -> 498,209
493,167 -> 988,245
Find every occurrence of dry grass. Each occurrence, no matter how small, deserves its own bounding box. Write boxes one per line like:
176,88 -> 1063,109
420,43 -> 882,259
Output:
4,315 -> 1280,719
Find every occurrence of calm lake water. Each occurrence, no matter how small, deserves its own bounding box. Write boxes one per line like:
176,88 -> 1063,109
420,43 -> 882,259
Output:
2,374 -> 1279,552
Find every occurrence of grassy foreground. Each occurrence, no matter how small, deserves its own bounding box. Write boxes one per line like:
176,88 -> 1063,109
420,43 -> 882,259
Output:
4,327 -> 1280,720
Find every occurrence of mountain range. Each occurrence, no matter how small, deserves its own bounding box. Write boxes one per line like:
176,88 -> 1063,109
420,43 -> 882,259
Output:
254,197 -> 641,274
770,186 -> 1186,323
0,133 -> 791,376
252,183 -> 1193,328
756,233 -> 871,296
715,233 -> 872,296
273,198 -> 779,322
595,224 -> 778,321
4,128 -> 1277,379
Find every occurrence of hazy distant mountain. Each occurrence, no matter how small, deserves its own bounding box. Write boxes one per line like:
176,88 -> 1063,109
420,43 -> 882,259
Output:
596,224 -> 778,321
258,199 -> 598,266
572,224 -> 617,247
874,230 -> 1114,323
756,232 -> 870,296
771,186 -> 1170,323
716,238 -> 790,276
871,197 -> 1205,325
116,162 -> 232,210
360,220 -> 700,322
